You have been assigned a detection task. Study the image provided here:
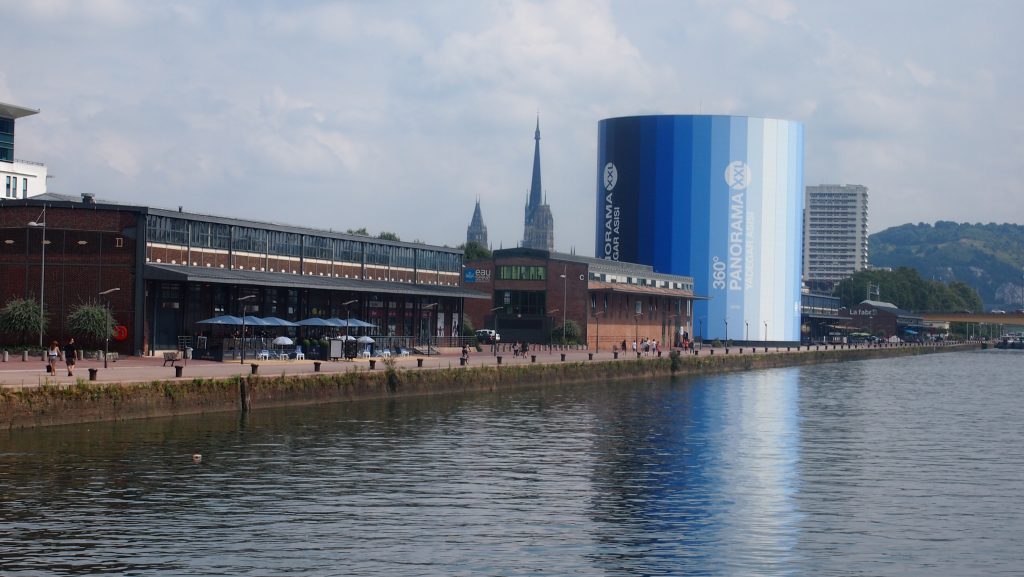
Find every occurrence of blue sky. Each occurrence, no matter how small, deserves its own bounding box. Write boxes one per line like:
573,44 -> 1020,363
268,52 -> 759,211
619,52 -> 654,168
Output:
3,0 -> 1021,252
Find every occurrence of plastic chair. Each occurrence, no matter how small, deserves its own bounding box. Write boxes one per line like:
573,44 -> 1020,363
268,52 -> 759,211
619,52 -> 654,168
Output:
257,350 -> 271,360
294,346 -> 305,360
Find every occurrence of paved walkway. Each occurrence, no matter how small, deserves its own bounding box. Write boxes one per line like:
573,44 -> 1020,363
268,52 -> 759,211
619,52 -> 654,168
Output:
0,342 -> 970,389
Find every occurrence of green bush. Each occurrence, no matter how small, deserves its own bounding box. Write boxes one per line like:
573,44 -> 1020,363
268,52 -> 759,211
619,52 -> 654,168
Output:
0,298 -> 46,346
66,302 -> 115,349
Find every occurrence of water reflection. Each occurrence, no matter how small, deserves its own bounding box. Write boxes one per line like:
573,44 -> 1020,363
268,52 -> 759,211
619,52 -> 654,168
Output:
2,351 -> 1022,576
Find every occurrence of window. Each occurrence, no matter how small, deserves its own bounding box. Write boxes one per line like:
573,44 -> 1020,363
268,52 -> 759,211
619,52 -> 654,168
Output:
493,290 -> 546,315
22,177 -> 27,198
497,265 -> 546,280
147,215 -> 189,245
4,176 -> 9,198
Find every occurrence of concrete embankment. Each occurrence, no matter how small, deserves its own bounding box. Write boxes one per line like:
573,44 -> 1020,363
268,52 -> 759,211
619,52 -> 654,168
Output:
0,343 -> 979,429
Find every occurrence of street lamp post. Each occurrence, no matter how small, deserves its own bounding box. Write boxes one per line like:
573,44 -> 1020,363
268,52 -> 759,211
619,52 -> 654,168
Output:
764,321 -> 768,343
745,321 -> 749,343
490,305 -> 502,355
424,302 -> 439,354
341,299 -> 357,358
559,266 -> 567,343
238,295 -> 256,364
28,207 -> 46,348
698,319 -> 703,351
634,312 -> 642,356
99,288 -> 121,368
724,319 -> 729,345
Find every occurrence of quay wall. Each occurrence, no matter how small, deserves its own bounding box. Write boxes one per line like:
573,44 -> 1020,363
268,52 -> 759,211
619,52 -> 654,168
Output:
1,344 -> 980,429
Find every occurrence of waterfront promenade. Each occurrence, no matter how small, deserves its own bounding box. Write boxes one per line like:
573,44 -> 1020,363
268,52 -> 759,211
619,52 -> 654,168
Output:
0,341 -> 976,389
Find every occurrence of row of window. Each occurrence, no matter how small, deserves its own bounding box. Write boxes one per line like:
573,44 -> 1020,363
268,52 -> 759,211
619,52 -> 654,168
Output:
497,266 -> 546,281
589,272 -> 693,292
147,215 -> 461,272
4,175 -> 26,198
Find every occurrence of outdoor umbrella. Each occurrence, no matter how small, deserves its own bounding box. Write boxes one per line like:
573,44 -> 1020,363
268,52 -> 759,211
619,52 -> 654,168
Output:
333,335 -> 356,341
346,318 -> 377,328
325,318 -> 348,327
356,336 -> 375,344
261,316 -> 298,327
272,336 -> 294,346
196,315 -> 243,325
296,317 -> 335,327
242,316 -> 268,326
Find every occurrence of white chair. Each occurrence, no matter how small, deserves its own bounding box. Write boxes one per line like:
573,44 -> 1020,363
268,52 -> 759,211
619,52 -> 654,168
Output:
380,348 -> 391,357
294,346 -> 305,360
257,350 -> 271,360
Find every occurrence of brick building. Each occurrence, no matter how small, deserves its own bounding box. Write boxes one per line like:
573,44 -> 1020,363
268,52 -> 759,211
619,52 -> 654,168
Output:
464,248 -> 699,350
1,194 -> 482,357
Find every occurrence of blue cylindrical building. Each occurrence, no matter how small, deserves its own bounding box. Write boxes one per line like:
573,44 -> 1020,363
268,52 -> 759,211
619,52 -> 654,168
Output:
595,115 -> 804,343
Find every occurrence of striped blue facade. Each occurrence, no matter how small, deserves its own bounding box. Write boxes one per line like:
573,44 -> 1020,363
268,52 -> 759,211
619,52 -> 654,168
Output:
595,115 -> 804,343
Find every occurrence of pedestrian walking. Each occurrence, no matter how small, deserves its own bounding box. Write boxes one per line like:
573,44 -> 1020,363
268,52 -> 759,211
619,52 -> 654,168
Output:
47,340 -> 60,374
64,337 -> 77,377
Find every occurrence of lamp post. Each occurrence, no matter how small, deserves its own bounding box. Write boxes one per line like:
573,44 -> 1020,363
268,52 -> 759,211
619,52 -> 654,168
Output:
238,295 -> 255,364
341,299 -> 357,357
745,321 -> 749,343
559,265 -> 567,343
490,305 -> 502,355
698,319 -> 703,351
764,321 -> 768,343
724,319 -> 729,345
593,310 -> 604,352
99,288 -> 121,368
28,207 -> 46,348
548,308 -> 559,344
634,312 -> 642,355
424,302 -> 439,354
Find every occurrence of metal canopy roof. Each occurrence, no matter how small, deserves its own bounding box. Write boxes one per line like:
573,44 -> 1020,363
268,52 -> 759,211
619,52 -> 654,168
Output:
145,264 -> 488,299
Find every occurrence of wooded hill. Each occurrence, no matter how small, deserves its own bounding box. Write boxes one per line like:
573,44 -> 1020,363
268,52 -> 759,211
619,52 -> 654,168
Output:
868,222 -> 1024,308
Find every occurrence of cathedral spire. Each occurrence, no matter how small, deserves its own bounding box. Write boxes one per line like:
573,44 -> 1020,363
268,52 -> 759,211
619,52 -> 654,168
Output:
528,115 -> 542,212
466,197 -> 488,247
522,115 -> 554,251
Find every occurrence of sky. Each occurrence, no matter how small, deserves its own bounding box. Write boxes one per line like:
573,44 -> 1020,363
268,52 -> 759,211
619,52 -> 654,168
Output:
3,0 -> 1022,254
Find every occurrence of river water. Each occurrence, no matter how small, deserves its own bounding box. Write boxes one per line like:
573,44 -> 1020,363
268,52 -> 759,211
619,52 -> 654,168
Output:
2,349 -> 1022,576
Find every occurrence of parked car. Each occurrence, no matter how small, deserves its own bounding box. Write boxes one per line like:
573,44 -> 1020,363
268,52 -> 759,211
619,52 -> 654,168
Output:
475,329 -> 501,344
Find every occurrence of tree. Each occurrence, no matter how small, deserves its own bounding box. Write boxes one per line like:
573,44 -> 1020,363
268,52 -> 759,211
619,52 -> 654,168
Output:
377,231 -> 401,241
550,319 -> 582,344
346,227 -> 369,236
0,298 -> 46,347
460,241 -> 492,260
460,313 -> 475,337
66,303 -> 116,348
833,268 -> 983,312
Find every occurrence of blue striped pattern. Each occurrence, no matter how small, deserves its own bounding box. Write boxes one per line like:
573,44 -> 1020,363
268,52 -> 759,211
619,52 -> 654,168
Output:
596,115 -> 804,342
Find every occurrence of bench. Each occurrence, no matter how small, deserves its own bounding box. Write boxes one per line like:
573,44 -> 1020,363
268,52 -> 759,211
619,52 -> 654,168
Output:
162,351 -> 183,366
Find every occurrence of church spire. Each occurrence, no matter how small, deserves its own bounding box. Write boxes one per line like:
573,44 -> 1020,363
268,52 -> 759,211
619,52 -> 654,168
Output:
466,197 -> 488,247
528,114 -> 542,212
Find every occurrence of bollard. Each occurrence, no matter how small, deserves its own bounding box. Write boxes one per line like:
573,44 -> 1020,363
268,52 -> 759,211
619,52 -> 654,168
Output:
637,352 -> 641,359
417,358 -> 424,367
613,351 -> 619,359
314,361 -> 321,372
23,350 -> 29,362
497,356 -> 502,365
588,353 -> 593,360
657,351 -> 662,358
175,365 -> 183,378
765,347 -> 768,353
251,363 -> 259,375
739,348 -> 743,354
2,350 -> 6,362
531,355 -> 536,363
710,349 -> 714,355
560,353 -> 566,362
460,357 -> 466,366
369,359 -> 376,370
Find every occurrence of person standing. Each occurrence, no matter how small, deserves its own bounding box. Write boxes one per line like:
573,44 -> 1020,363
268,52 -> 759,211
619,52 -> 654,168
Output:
64,337 -> 78,377
47,340 -> 61,374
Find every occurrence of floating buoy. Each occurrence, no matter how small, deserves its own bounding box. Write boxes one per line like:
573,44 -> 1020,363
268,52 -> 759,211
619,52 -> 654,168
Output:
192,453 -> 202,463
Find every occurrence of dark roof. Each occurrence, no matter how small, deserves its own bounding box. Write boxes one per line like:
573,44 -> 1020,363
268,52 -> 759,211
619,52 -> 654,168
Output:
145,264 -> 487,299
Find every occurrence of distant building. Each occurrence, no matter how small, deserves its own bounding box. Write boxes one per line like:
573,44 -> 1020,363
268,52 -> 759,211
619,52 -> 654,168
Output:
466,198 -> 488,247
844,299 -> 925,341
1,101 -> 48,200
521,118 -> 554,251
803,184 -> 869,291
464,247 -> 698,348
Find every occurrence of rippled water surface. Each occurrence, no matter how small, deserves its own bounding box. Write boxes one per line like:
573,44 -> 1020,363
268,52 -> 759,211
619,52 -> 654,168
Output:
2,349 -> 1023,576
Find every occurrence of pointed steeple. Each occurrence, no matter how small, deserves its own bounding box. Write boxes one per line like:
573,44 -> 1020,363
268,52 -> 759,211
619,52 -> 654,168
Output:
521,115 -> 555,252
528,115 -> 542,212
466,197 -> 488,247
